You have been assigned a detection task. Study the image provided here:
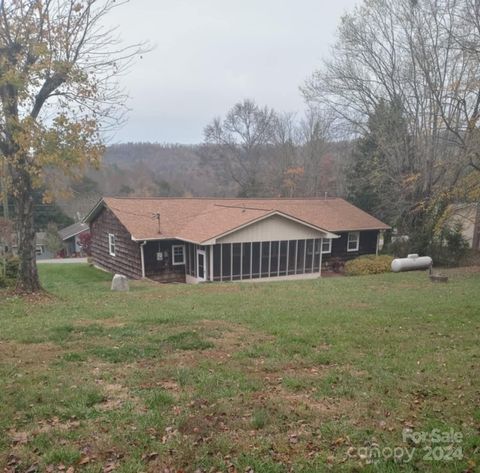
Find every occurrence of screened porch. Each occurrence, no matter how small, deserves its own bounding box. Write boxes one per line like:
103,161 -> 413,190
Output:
184,238 -> 329,282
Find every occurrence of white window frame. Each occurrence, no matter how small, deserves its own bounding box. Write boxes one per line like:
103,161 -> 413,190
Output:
108,233 -> 116,256
321,238 -> 332,254
347,231 -> 360,252
172,244 -> 186,265
196,248 -> 207,281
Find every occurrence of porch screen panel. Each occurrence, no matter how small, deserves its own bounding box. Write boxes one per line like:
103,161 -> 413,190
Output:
270,241 -> 279,277
213,245 -> 221,281
313,238 -> 321,272
261,242 -> 270,278
279,241 -> 288,276
232,243 -> 242,280
251,242 -> 260,278
288,241 -> 296,275
242,243 -> 251,279
222,244 -> 231,280
296,240 -> 305,273
305,239 -> 314,273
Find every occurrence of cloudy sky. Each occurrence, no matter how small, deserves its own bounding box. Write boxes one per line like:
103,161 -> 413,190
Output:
107,0 -> 359,144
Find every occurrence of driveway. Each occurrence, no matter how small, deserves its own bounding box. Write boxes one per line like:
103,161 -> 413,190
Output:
37,258 -> 88,264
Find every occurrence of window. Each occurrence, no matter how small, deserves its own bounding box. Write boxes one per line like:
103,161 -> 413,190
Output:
172,244 -> 185,265
347,232 -> 360,252
36,245 -> 44,256
322,238 -> 332,254
108,233 -> 116,256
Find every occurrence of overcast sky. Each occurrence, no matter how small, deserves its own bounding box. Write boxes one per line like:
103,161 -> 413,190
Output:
107,0 -> 359,144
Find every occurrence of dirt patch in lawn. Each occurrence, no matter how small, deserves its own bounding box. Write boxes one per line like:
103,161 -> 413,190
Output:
0,340 -> 61,366
96,382 -> 137,411
252,385 -> 354,417
74,318 -> 126,328
199,319 -> 274,346
156,319 -> 275,366
92,363 -> 143,411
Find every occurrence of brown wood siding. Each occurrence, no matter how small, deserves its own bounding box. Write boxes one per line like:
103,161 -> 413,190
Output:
144,240 -> 186,283
323,230 -> 379,264
90,207 -> 142,279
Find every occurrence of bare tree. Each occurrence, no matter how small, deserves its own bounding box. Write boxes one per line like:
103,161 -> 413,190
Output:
297,108 -> 334,196
302,0 -> 480,236
204,99 -> 277,197
0,0 -> 146,292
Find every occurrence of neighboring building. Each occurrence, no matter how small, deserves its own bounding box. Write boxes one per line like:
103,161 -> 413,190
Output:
446,204 -> 480,250
12,232 -> 55,260
85,197 -> 390,283
59,222 -> 90,257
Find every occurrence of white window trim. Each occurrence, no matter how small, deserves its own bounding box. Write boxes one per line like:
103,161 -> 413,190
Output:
196,248 -> 206,280
347,231 -> 360,252
321,238 -> 332,254
108,233 -> 116,256
172,244 -> 186,265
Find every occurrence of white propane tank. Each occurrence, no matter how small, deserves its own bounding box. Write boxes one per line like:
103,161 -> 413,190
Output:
391,254 -> 433,273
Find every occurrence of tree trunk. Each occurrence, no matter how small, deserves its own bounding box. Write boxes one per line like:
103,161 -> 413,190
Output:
14,168 -> 41,293
1,156 -> 9,220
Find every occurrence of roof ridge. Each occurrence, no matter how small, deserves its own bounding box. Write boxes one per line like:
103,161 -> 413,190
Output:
105,196 -> 343,201
214,203 -> 274,211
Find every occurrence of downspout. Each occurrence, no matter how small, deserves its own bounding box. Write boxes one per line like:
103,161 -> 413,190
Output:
140,241 -> 147,279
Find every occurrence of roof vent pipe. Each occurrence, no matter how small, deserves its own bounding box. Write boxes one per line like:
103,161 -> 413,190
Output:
153,213 -> 161,234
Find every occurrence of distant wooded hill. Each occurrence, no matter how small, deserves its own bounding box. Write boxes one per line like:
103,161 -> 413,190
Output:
57,141 -> 349,220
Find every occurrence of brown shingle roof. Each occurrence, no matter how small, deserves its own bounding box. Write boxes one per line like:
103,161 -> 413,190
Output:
87,197 -> 390,243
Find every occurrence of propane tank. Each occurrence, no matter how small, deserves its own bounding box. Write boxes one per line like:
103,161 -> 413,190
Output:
391,254 -> 433,273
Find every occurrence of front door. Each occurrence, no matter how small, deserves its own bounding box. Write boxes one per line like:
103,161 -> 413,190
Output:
196,249 -> 206,281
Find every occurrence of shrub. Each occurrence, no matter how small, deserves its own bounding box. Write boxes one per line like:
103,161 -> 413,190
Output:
0,256 -> 19,286
430,223 -> 470,267
345,255 -> 393,276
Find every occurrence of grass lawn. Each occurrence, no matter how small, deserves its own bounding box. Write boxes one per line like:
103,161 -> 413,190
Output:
0,265 -> 479,472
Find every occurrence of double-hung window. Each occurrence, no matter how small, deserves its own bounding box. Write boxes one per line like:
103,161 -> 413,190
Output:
347,231 -> 360,252
108,233 -> 116,256
321,238 -> 332,254
172,244 -> 186,265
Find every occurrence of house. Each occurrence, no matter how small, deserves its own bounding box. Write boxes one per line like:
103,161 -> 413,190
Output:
445,203 -> 480,250
84,197 -> 390,283
59,222 -> 90,257
11,232 -> 55,260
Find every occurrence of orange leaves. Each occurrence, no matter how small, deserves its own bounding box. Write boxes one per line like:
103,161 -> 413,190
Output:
282,166 -> 305,196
